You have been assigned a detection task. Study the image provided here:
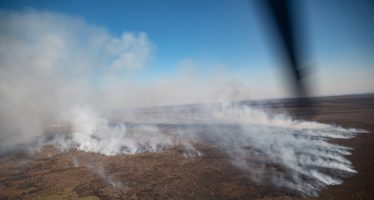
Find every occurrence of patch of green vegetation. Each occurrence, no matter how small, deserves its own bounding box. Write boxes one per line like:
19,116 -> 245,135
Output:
34,191 -> 100,200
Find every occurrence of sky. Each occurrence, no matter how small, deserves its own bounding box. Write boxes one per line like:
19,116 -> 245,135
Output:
0,0 -> 373,100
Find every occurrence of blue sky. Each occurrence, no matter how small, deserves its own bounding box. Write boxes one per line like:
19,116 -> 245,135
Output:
1,0 -> 373,97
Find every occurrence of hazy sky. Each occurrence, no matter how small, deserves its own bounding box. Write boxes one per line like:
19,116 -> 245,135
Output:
1,0 -> 373,99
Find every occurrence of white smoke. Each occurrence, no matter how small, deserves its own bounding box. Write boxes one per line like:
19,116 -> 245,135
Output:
36,103 -> 365,196
66,106 -> 177,155
209,105 -> 361,196
87,162 -> 124,189
0,9 -> 154,149
0,9 -> 368,197
0,9 -> 261,149
68,155 -> 124,189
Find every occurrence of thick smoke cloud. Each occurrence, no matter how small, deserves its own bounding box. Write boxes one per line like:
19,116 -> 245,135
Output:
0,9 -> 258,148
0,9 -> 154,148
0,9 -> 268,149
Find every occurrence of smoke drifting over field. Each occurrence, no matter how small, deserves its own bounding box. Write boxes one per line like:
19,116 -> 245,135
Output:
0,9 -> 257,149
31,103 -> 365,196
0,9 -> 367,196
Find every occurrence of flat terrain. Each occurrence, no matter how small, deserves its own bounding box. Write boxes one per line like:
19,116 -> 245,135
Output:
0,94 -> 373,200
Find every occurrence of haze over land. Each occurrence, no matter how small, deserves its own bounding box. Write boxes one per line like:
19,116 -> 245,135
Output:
0,10 -> 367,194
0,1 -> 374,199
